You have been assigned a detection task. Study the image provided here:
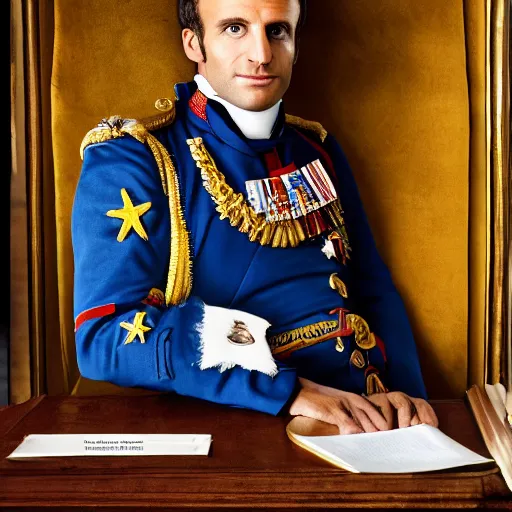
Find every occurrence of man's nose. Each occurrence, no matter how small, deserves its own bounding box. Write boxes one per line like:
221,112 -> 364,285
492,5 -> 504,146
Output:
247,28 -> 272,66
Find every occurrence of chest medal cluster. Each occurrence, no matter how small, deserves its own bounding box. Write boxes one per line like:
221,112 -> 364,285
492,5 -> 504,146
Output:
186,137 -> 351,263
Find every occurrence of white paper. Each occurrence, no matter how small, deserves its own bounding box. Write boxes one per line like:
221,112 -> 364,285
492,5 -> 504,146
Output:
294,424 -> 493,473
7,434 -> 212,458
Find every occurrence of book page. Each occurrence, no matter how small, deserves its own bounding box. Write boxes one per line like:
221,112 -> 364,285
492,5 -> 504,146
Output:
467,385 -> 512,491
293,424 -> 493,473
485,383 -> 508,426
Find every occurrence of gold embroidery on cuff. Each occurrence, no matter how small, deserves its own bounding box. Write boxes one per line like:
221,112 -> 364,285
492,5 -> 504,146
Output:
268,320 -> 339,356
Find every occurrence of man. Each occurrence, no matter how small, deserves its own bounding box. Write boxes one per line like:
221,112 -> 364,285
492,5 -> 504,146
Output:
72,0 -> 438,434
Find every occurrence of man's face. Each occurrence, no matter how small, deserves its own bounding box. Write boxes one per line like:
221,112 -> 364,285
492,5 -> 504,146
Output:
184,0 -> 300,112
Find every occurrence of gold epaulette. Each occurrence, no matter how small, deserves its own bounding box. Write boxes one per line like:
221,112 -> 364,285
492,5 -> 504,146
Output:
79,97 -> 176,160
78,97 -> 192,308
285,114 -> 328,143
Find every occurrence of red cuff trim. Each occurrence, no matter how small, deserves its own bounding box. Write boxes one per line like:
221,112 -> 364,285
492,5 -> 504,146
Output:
75,304 -> 116,332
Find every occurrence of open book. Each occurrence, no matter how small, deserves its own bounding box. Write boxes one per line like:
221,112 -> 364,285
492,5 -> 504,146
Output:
287,418 -> 493,474
466,384 -> 512,491
287,384 -> 511,490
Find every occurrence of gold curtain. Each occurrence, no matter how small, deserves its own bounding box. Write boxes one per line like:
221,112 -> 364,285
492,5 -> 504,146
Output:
10,0 -> 30,404
10,0 -> 65,404
465,0 -> 488,390
466,0 -> 511,390
486,0 -> 510,386
9,0 -> 511,402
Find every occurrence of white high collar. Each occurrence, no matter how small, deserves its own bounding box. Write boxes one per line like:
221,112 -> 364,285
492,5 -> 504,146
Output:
194,74 -> 281,140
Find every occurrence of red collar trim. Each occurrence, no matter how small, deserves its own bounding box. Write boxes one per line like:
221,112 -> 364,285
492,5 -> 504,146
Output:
189,90 -> 208,121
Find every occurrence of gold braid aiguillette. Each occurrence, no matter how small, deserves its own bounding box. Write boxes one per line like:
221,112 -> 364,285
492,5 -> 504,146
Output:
187,137 -> 307,249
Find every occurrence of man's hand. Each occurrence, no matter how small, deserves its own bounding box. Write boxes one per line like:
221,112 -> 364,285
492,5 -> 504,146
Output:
366,392 -> 438,429
294,378 -> 439,432
288,386 -> 391,435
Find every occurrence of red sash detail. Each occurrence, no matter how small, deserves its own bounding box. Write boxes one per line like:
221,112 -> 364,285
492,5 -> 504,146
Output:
264,148 -> 282,172
268,161 -> 298,178
375,334 -> 387,362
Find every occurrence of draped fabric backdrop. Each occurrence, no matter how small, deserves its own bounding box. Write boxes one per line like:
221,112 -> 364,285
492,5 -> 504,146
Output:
9,0 -> 510,403
10,0 -> 61,403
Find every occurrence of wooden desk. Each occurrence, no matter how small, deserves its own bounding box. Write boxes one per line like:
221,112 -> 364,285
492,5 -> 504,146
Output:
0,394 -> 510,510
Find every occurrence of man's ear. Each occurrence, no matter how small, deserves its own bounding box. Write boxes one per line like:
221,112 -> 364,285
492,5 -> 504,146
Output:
182,28 -> 204,64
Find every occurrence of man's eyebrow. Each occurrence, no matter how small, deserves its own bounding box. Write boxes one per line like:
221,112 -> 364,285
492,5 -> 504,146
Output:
216,17 -> 249,29
270,21 -> 292,32
216,17 -> 292,31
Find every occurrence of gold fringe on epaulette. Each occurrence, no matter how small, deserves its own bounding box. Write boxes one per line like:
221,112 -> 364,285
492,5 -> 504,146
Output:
79,112 -> 192,306
285,114 -> 328,143
80,116 -> 147,160
141,108 -> 176,132
81,115 -> 173,195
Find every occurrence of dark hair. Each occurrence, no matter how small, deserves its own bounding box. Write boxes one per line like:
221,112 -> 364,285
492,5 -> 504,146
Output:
178,0 -> 307,60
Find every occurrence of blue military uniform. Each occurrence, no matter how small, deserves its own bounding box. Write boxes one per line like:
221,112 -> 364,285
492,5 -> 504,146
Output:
72,80 -> 427,416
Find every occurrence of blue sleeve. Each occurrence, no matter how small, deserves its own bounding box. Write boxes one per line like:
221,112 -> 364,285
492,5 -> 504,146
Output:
324,134 -> 428,399
71,134 -> 297,415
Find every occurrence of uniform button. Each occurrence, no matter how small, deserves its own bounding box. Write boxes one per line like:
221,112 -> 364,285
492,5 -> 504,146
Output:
329,273 -> 348,298
350,349 -> 366,368
154,98 -> 173,112
346,314 -> 376,349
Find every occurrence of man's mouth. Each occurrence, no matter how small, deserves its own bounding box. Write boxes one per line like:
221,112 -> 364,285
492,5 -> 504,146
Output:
236,74 -> 277,85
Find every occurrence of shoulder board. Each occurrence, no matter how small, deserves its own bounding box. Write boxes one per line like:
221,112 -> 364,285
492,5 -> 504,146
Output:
80,97 -> 176,160
285,114 -> 328,144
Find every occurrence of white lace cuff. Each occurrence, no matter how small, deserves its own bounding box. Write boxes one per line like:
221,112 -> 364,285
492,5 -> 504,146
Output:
197,305 -> 277,377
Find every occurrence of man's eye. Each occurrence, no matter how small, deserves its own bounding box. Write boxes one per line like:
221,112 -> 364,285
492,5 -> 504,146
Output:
226,25 -> 244,35
268,25 -> 287,38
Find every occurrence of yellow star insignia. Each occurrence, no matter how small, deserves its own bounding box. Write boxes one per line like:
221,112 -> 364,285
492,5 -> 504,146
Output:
107,188 -> 151,242
120,312 -> 152,345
